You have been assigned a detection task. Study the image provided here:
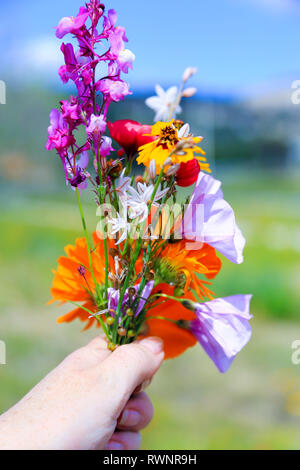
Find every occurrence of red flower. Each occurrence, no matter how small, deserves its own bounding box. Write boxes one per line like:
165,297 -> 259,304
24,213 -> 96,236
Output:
175,158 -> 201,187
107,119 -> 155,157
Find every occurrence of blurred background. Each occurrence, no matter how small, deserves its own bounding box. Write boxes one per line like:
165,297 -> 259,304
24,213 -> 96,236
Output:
1,0 -> 300,450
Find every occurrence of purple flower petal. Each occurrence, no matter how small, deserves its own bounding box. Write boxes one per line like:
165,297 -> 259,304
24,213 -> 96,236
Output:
190,295 -> 252,373
136,281 -> 155,316
105,282 -> 154,319
77,150 -> 89,170
55,7 -> 89,39
182,173 -> 245,264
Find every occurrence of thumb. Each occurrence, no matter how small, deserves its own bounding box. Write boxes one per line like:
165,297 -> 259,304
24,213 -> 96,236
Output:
98,337 -> 164,418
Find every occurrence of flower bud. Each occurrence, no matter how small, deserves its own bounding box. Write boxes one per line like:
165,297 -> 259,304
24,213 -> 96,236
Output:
173,120 -> 185,130
182,67 -> 197,82
145,270 -> 155,281
126,307 -> 134,317
182,299 -> 197,311
106,316 -> 115,326
174,287 -> 185,297
165,163 -> 180,176
77,266 -> 86,276
162,157 -> 172,168
109,248 -> 119,258
149,160 -> 157,179
128,329 -> 136,338
118,327 -> 127,337
128,288 -> 136,297
135,175 -> 144,184
107,342 -> 116,351
182,87 -> 197,98
109,161 -> 123,179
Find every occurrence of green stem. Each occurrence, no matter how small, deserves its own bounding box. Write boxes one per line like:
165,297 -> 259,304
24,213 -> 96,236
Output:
95,146 -> 109,298
146,315 -> 178,324
76,188 -> 101,301
150,292 -> 185,303
112,168 -> 165,343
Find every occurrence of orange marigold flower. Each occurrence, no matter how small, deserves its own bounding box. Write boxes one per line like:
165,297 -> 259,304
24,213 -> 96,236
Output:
49,233 -> 116,330
154,240 -> 222,299
50,235 -> 221,359
143,243 -> 221,359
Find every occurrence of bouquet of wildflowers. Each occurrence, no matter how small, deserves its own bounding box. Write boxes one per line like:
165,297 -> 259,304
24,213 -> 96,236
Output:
47,1 -> 252,373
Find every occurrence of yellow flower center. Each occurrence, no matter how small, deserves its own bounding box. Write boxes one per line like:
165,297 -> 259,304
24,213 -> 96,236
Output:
158,125 -> 178,146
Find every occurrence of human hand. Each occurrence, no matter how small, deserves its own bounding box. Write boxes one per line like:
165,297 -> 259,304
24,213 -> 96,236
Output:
0,336 -> 164,450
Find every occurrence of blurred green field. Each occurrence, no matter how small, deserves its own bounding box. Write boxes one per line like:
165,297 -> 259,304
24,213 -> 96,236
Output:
1,170 -> 300,449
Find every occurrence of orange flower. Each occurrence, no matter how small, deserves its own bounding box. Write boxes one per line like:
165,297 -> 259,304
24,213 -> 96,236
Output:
144,284 -> 198,359
144,243 -> 221,359
49,233 -> 115,330
154,240 -> 222,299
50,235 -> 221,359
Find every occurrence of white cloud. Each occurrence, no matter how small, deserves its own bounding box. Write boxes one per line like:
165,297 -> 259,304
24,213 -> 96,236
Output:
3,36 -> 64,83
21,36 -> 62,72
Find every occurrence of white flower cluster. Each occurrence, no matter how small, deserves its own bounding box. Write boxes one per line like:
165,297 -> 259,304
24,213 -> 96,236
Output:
108,168 -> 169,244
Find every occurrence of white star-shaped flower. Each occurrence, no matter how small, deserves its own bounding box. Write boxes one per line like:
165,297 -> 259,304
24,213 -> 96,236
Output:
108,206 -> 130,245
115,169 -> 131,198
126,182 -> 169,222
145,85 -> 182,122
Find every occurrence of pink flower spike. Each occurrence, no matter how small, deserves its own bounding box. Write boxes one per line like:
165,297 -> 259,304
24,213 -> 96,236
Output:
108,9 -> 118,28
117,49 -> 135,74
86,114 -> 107,136
99,136 -> 115,158
97,79 -> 132,102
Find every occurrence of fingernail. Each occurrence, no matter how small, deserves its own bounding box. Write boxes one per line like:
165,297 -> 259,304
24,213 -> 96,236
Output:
119,409 -> 141,427
133,378 -> 152,395
139,337 -> 164,355
105,441 -> 124,450
119,409 -> 129,426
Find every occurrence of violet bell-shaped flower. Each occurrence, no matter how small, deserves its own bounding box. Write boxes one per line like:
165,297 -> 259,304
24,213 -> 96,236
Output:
180,172 -> 246,264
189,295 -> 252,373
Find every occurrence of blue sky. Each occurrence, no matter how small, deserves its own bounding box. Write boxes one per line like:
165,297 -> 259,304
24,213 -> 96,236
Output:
1,0 -> 300,96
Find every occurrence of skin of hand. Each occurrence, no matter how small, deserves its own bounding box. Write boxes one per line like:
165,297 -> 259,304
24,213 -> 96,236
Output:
0,336 -> 164,450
